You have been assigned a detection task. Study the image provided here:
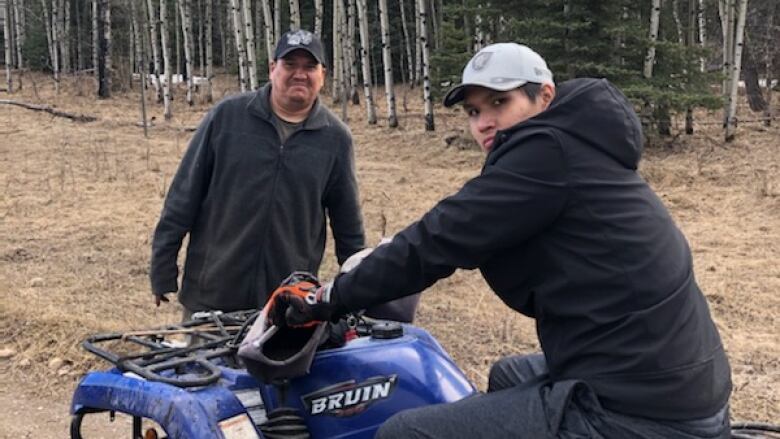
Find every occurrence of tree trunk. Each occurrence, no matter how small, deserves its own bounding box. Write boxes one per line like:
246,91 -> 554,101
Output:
92,0 -> 97,78
160,0 -> 173,119
313,0 -> 322,38
742,37 -> 766,112
378,0 -> 398,127
241,0 -> 258,89
131,0 -> 149,136
698,0 -> 706,72
76,0 -> 83,70
399,0 -> 413,85
52,0 -> 61,91
229,0 -> 247,91
2,1 -> 12,92
12,0 -> 23,70
198,0 -> 205,76
174,0 -> 181,75
146,0 -> 163,101
331,0 -> 342,102
260,0 -> 274,63
721,0 -> 735,97
346,0 -> 358,104
97,0 -> 111,98
428,0 -> 438,50
413,3 -> 421,86
273,0 -> 279,44
355,0 -> 376,124
205,0 -> 213,101
178,0 -> 195,104
289,0 -> 300,30
644,0 -> 661,79
418,0 -> 433,130
40,0 -> 55,77
725,0 -> 748,141
62,0 -> 71,72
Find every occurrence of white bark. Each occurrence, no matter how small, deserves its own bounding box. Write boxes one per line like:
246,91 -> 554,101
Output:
725,0 -> 748,141
331,0 -> 341,102
40,0 -> 55,74
53,0 -> 61,90
672,0 -> 684,44
146,0 -> 163,101
413,3 -> 421,85
418,0 -> 433,130
178,0 -> 194,104
346,0 -> 358,103
355,0 -> 376,124
313,0 -> 322,38
273,0 -> 279,43
205,0 -> 213,101
260,0 -> 274,64
160,0 -> 173,119
378,0 -> 397,127
62,0 -> 70,72
12,0 -> 23,69
698,0 -> 706,72
399,0 -> 413,84
229,0 -> 248,91
131,0 -> 148,136
643,0 -> 661,78
2,1 -> 12,91
288,0 -> 300,30
241,0 -> 258,89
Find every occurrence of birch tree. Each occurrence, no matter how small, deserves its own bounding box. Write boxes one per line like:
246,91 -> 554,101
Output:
41,0 -> 55,75
418,0 -> 433,130
61,0 -> 70,72
399,0 -> 413,84
241,0 -> 258,89
644,0 -> 661,79
378,0 -> 398,127
346,0 -> 358,103
2,1 -> 12,92
355,0 -> 376,124
289,0 -> 300,30
205,0 -> 213,101
273,0 -> 280,43
331,0 -> 342,102
178,0 -> 195,104
12,0 -> 23,70
92,0 -> 97,79
160,0 -> 173,119
725,0 -> 748,141
131,0 -> 149,136
229,0 -> 248,91
260,0 -> 274,63
313,0 -> 322,38
698,0 -> 707,72
97,0 -> 111,98
146,0 -> 163,101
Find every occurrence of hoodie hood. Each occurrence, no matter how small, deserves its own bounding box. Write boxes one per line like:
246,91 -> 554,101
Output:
499,78 -> 643,170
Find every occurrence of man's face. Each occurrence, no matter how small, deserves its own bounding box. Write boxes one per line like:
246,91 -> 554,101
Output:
463,84 -> 554,153
269,50 -> 326,110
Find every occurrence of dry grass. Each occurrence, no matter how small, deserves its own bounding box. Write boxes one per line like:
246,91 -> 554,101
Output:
0,72 -> 778,423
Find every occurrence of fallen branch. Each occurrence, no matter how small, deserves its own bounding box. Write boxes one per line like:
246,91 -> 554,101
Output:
0,99 -> 98,123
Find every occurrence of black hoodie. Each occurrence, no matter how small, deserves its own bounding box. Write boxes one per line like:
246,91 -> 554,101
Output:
332,78 -> 731,420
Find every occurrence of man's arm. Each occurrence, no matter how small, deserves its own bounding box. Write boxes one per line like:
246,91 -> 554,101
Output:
324,137 -> 366,264
149,111 -> 216,297
331,133 -> 569,313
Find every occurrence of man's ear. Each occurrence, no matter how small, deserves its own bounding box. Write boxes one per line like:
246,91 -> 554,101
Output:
541,83 -> 556,107
269,60 -> 277,76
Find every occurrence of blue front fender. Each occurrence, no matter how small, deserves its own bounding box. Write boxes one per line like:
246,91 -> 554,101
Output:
71,371 -> 257,438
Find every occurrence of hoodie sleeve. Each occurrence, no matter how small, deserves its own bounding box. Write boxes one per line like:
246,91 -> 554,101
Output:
149,111 -> 216,294
324,134 -> 366,265
332,132 -> 568,312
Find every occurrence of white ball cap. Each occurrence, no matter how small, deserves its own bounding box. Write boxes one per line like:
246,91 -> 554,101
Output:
443,43 -> 554,107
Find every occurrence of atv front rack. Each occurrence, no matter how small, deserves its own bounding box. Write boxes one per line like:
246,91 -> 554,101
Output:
83,310 -> 258,387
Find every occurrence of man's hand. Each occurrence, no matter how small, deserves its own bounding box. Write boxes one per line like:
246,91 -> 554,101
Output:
154,292 -> 171,307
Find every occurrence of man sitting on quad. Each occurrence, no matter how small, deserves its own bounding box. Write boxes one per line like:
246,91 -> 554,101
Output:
269,43 -> 732,438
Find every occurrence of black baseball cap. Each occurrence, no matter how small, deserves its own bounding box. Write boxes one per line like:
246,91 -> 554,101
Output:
274,30 -> 327,66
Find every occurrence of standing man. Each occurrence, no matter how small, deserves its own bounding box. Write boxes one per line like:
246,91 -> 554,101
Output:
150,29 -> 365,317
269,43 -> 731,438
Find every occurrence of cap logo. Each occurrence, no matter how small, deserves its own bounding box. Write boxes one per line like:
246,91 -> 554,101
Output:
287,30 -> 314,46
471,52 -> 493,71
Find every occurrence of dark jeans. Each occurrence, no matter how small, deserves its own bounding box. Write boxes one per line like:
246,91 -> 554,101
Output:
375,353 -> 730,439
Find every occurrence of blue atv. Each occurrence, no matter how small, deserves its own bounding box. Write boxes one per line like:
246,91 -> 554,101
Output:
70,309 -> 476,438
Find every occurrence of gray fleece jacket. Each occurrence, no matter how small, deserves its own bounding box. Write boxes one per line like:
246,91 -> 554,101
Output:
151,84 -> 365,312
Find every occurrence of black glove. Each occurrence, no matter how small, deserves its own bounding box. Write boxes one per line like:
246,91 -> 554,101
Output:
265,274 -> 338,328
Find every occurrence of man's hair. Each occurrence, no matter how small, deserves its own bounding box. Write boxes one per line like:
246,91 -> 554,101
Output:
518,83 -> 542,103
